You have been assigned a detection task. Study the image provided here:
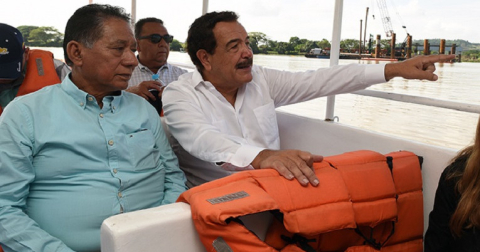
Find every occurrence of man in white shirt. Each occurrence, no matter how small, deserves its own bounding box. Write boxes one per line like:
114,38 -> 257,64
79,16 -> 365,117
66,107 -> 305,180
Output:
127,18 -> 187,107
162,11 -> 455,188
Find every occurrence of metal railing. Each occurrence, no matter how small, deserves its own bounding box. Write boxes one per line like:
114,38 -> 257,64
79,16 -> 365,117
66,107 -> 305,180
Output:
352,89 -> 480,114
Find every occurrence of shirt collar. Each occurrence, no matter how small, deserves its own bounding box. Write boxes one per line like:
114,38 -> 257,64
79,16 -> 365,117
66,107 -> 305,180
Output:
61,73 -> 122,113
192,69 -> 207,88
137,57 -> 170,74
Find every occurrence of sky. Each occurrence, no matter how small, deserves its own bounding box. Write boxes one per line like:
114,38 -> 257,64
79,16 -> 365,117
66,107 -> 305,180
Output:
2,0 -> 480,44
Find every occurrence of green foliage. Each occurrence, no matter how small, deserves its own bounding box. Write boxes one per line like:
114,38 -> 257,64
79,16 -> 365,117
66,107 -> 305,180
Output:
340,39 -> 360,51
461,50 -> 480,62
380,39 -> 391,51
249,32 -> 268,46
170,39 -> 184,51
249,32 -> 269,54
17,26 -> 37,43
317,39 -> 331,50
248,32 -> 331,55
17,26 -> 63,47
412,39 -> 480,51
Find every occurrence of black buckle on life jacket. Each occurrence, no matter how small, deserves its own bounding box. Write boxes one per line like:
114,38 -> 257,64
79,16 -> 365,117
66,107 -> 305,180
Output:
354,221 -> 396,250
386,155 -> 423,171
281,234 -> 317,252
270,210 -> 316,252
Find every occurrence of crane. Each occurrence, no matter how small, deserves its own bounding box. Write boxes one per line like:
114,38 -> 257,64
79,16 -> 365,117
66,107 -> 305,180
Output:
375,0 -> 394,37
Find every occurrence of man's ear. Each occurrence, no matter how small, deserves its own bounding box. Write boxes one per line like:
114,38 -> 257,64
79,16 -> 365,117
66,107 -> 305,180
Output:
66,41 -> 83,66
136,39 -> 141,53
196,49 -> 212,71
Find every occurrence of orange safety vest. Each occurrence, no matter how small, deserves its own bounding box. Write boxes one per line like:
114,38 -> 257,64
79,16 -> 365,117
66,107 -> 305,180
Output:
0,49 -> 61,115
178,150 -> 424,252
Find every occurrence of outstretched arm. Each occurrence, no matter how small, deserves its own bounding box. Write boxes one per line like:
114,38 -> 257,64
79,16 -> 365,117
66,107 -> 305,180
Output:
384,54 -> 455,81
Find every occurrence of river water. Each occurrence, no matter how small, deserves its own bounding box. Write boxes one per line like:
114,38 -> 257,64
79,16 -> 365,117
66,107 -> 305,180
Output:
41,47 -> 480,150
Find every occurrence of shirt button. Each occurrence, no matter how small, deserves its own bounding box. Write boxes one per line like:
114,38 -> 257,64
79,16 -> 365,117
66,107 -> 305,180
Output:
113,168 -> 118,174
80,102 -> 84,106
99,113 -> 104,118
108,140 -> 114,146
88,97 -> 94,101
118,192 -> 122,198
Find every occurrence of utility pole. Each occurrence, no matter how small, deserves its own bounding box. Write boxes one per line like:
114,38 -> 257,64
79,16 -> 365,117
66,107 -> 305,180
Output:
363,7 -> 369,53
359,19 -> 362,55
131,0 -> 136,26
202,0 -> 209,15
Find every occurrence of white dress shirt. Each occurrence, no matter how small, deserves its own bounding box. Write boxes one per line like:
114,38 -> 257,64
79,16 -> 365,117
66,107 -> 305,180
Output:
163,64 -> 386,187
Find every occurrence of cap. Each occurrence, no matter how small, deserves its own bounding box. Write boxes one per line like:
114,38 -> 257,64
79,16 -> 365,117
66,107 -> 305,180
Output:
0,23 -> 25,80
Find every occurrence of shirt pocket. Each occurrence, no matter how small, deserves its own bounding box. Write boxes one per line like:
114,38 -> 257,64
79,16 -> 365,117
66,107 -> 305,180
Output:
126,129 -> 158,170
253,101 -> 280,147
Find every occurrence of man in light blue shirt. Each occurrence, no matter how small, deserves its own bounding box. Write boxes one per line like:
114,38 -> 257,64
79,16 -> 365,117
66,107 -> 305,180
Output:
0,4 -> 186,252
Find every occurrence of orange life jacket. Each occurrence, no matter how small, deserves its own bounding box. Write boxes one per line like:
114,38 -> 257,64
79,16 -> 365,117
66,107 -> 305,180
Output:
0,49 -> 61,115
178,150 -> 423,252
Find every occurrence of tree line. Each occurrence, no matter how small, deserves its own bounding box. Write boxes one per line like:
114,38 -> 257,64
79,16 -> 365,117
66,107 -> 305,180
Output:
17,26 -> 480,62
17,25 -> 185,50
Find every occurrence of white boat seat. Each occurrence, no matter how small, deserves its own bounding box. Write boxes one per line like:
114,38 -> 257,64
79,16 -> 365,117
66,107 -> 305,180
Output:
100,202 -> 272,252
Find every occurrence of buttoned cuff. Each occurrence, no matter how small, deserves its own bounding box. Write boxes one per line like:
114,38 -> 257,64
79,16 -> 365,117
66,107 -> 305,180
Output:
227,144 -> 266,168
365,64 -> 387,83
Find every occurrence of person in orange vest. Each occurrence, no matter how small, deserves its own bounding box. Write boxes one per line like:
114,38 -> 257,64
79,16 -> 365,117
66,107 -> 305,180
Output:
0,23 -> 70,115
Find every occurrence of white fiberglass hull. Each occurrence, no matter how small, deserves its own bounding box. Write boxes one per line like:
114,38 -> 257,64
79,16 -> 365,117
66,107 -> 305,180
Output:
101,111 -> 454,252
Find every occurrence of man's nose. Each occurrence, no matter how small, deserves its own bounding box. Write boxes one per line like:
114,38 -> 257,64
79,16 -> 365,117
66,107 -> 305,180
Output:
158,39 -> 168,47
242,45 -> 253,58
124,49 -> 138,67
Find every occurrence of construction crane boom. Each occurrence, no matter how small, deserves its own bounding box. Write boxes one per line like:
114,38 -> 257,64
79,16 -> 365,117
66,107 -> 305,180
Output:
376,0 -> 394,37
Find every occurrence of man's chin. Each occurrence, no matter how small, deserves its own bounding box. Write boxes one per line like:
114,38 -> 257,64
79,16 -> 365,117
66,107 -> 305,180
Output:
242,73 -> 253,84
155,57 -> 167,65
112,80 -> 130,91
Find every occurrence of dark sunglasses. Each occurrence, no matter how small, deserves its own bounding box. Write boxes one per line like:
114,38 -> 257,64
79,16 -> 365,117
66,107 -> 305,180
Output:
138,34 -> 174,44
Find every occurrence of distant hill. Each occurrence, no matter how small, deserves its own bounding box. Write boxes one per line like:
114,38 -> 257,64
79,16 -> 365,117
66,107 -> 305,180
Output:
412,39 -> 480,50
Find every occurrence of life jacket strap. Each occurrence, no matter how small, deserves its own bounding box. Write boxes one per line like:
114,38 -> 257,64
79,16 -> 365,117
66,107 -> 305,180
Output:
354,221 -> 396,250
281,234 -> 316,252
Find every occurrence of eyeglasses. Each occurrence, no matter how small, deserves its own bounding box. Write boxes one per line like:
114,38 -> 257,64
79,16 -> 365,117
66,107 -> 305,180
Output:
138,34 -> 174,44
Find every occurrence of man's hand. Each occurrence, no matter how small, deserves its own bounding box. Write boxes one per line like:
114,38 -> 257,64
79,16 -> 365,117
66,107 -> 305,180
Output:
251,149 -> 323,186
126,81 -> 164,101
384,54 -> 455,81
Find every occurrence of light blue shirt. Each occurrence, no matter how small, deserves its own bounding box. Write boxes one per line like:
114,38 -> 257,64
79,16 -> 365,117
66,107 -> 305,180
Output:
0,76 -> 187,252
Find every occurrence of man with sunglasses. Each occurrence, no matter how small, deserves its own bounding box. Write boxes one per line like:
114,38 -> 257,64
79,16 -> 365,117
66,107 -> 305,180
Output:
127,18 -> 187,112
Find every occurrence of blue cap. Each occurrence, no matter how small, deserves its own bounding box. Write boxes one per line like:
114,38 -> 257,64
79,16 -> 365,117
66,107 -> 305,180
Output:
0,23 -> 25,80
